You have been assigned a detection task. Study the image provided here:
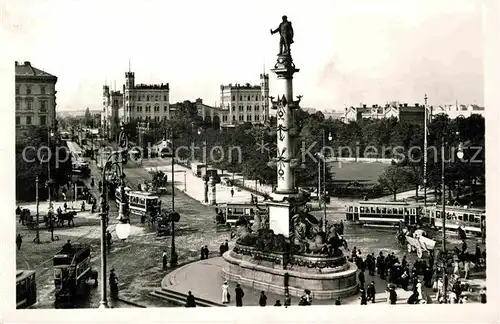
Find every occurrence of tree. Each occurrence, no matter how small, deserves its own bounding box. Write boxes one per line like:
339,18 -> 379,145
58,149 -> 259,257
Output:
150,170 -> 168,189
377,165 -> 412,200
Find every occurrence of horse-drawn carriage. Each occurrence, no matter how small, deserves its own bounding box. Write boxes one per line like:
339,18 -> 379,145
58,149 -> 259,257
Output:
17,208 -> 45,230
404,229 -> 436,258
17,206 -> 77,230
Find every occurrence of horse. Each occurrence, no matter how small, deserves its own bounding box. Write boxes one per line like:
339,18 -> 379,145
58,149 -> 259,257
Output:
56,211 -> 77,227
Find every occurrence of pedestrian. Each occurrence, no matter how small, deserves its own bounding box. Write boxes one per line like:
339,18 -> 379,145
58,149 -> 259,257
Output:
274,300 -> 282,306
81,201 -> 85,211
63,202 -> 68,212
367,281 -> 376,303
90,177 -> 95,188
230,188 -> 234,198
334,297 -> 341,305
358,269 -> 365,287
162,251 -> 168,270
235,283 -> 244,307
16,234 -> 22,251
407,290 -> 419,304
185,291 -> 196,307
224,239 -> 229,252
480,288 -> 486,304
463,261 -> 470,280
204,245 -> 209,259
401,268 -> 409,290
259,291 -> 267,306
106,230 -> 112,249
221,281 -> 229,304
453,261 -> 459,278
359,288 -> 367,305
387,285 -> 397,304
109,269 -> 118,298
284,293 -> 291,307
200,246 -> 206,260
219,243 -> 225,256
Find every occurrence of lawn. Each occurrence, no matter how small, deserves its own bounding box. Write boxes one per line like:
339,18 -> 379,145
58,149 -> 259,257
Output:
327,161 -> 389,185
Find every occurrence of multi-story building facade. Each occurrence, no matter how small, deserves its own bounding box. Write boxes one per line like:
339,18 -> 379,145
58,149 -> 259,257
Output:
218,74 -> 270,125
344,102 -> 429,125
431,103 -> 485,119
122,71 -> 170,123
15,61 -> 58,138
102,69 -> 171,138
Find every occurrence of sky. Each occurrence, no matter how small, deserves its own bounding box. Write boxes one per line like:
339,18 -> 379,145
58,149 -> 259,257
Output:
3,0 -> 484,111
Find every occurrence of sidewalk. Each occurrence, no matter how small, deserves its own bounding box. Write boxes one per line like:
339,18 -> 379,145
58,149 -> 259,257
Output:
144,164 -> 264,205
17,199 -> 98,219
160,256 -> 427,307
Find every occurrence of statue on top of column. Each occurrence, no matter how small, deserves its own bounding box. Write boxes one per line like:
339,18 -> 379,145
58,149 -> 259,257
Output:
270,15 -> 294,56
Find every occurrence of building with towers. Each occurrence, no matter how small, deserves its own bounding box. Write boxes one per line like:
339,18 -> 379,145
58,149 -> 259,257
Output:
102,66 -> 170,139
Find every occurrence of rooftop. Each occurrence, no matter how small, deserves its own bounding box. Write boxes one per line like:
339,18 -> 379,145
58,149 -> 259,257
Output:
134,83 -> 169,90
15,61 -> 57,81
220,83 -> 261,90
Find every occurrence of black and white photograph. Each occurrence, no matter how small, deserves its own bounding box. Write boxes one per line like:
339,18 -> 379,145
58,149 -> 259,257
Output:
1,0 -> 499,323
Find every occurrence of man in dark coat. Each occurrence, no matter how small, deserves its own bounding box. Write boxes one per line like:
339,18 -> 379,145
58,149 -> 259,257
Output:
16,234 -> 22,251
358,269 -> 366,287
223,239 -> 229,253
259,291 -> 267,306
367,281 -> 376,303
389,286 -> 398,304
185,291 -> 196,307
235,284 -> 244,307
162,251 -> 168,270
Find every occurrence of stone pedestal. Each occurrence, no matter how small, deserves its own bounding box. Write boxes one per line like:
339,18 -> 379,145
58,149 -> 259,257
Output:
222,245 -> 358,300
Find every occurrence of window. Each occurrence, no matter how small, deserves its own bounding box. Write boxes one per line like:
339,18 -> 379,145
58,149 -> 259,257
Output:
40,86 -> 46,94
247,115 -> 252,121
256,95 -> 260,101
247,105 -> 251,111
255,105 -> 259,111
239,96 -> 242,101
239,115 -> 243,121
40,100 -> 47,112
232,95 -> 235,101
255,115 -> 259,121
239,105 -> 243,111
146,106 -> 151,112
232,115 -> 236,121
40,115 -> 46,125
164,95 -> 167,101
155,95 -> 158,101
248,96 -> 250,101
27,99 -> 32,110
154,106 -> 159,112
146,95 -> 149,101
164,105 -> 168,112
16,116 -> 20,125
26,86 -> 31,95
155,116 -> 159,122
16,86 -> 19,95
16,99 -> 20,110
26,116 -> 31,125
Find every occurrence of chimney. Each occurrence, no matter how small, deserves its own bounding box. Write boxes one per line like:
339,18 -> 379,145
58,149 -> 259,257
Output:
15,61 -> 18,65
363,104 -> 366,108
404,103 -> 408,107
24,61 -> 31,66
415,103 -> 419,107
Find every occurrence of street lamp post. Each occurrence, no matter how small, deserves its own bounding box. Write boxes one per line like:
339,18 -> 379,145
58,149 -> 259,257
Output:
47,129 -> 54,211
197,126 -> 209,203
98,125 -> 130,309
321,130 -> 332,233
169,128 -> 178,267
440,134 -> 447,303
35,176 -> 40,244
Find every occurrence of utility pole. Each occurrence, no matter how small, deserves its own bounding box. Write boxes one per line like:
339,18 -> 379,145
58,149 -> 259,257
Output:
424,94 -> 428,221
441,134 -> 447,303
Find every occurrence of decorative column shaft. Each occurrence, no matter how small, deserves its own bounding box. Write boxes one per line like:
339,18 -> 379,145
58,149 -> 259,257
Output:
271,55 -> 301,195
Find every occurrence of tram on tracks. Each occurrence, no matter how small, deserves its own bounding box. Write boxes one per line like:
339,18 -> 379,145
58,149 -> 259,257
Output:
345,201 -> 421,226
16,270 -> 37,309
53,244 -> 98,304
424,204 -> 485,237
115,188 -> 161,219
216,203 -> 268,226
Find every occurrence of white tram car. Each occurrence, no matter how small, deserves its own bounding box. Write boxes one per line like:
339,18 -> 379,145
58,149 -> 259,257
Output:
423,205 -> 485,237
345,201 -> 421,226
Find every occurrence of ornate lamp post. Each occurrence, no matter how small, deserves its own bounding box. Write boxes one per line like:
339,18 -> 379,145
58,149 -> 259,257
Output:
47,128 -> 55,212
98,124 -> 130,309
35,176 -> 40,244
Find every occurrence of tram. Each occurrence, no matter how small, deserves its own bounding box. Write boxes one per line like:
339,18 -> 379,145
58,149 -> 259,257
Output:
217,203 -> 268,226
16,270 -> 37,309
424,205 -> 485,237
345,201 -> 421,226
115,188 -> 161,218
53,244 -> 97,303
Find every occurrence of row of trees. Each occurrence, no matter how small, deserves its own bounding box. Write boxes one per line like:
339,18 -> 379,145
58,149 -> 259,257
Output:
119,109 -> 484,199
16,126 -> 73,201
